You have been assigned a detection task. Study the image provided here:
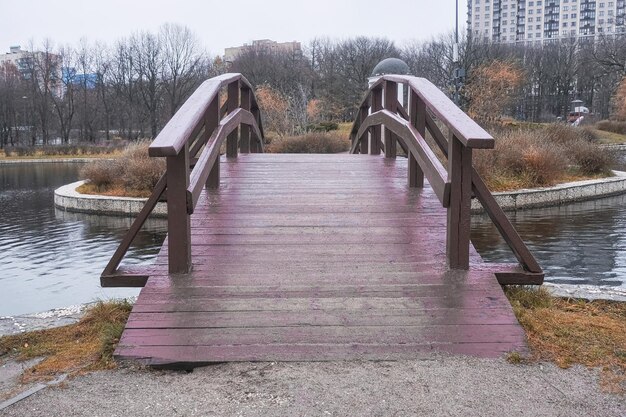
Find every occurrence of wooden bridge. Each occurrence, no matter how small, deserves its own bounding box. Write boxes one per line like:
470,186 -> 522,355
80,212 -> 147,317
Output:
101,73 -> 543,368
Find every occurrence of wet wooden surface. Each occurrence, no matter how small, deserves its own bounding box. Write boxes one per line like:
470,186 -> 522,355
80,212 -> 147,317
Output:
115,154 -> 527,367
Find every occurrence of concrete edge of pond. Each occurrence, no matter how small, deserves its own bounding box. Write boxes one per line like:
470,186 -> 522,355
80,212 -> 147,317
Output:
55,170 -> 626,217
471,170 -> 626,214
54,180 -> 167,218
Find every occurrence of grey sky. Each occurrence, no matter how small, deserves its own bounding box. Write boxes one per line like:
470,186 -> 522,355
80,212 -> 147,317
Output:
0,0 -> 459,55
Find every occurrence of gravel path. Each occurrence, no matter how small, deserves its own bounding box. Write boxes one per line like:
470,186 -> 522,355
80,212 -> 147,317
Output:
1,355 -> 623,416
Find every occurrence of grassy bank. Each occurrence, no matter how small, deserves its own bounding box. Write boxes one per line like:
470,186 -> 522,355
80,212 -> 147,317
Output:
506,286 -> 626,393
474,124 -> 615,191
2,144 -> 124,159
0,300 -> 132,382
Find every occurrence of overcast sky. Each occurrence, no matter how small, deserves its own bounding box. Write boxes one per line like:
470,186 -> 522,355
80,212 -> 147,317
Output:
0,0 -> 460,55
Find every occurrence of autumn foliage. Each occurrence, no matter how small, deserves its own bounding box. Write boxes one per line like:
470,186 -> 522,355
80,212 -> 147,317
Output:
611,76 -> 626,121
466,60 -> 525,122
255,84 -> 291,136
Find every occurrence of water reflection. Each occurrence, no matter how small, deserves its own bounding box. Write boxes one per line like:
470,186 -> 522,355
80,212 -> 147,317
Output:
472,194 -> 626,288
0,163 -> 166,316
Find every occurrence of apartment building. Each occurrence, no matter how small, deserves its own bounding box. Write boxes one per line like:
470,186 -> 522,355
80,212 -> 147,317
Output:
468,0 -> 626,43
224,39 -> 301,62
1,46 -> 63,96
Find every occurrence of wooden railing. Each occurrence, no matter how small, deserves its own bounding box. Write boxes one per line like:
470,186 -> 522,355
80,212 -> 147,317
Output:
349,75 -> 543,285
101,73 -> 264,286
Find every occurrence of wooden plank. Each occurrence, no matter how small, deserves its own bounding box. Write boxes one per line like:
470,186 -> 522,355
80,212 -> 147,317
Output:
112,154 -> 530,367
119,324 -> 526,346
115,342 -> 527,366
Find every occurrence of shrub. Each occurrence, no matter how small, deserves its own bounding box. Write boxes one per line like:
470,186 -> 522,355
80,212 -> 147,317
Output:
80,160 -> 120,187
474,123 -> 613,190
267,132 -> 350,154
570,141 -> 615,175
596,120 -> 626,135
80,141 -> 165,195
122,142 -> 165,191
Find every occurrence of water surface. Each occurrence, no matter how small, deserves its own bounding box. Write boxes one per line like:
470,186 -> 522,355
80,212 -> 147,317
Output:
0,162 -> 166,316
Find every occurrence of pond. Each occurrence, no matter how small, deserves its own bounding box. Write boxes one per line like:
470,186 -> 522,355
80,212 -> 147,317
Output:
472,150 -> 626,296
0,162 -> 166,317
2,157 -> 626,317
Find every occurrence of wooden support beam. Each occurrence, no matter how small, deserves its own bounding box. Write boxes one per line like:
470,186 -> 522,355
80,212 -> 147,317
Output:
384,81 -> 397,159
239,87 -> 251,153
250,108 -> 261,153
226,81 -> 239,158
408,90 -> 425,188
166,144 -> 192,274
205,96 -> 220,189
447,135 -> 472,269
370,87 -> 383,155
358,106 -> 369,154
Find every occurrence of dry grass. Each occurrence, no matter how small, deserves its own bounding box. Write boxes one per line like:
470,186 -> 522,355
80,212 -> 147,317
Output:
79,141 -> 165,198
506,286 -> 626,393
0,300 -> 132,382
3,144 -> 124,158
597,120 -> 626,135
475,124 -> 615,191
267,131 -> 350,153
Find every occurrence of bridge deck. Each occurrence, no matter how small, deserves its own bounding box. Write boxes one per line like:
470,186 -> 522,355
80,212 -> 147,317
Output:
115,154 -> 527,367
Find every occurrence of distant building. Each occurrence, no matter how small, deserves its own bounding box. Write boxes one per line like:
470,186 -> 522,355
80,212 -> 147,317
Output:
62,67 -> 98,89
223,39 -> 302,62
0,46 -> 63,96
468,0 -> 626,44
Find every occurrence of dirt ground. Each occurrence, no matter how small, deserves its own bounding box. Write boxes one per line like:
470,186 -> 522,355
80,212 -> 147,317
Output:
1,354 -> 624,417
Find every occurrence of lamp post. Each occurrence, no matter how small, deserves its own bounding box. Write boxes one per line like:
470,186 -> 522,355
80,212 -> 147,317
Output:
22,96 -> 28,141
453,0 -> 461,106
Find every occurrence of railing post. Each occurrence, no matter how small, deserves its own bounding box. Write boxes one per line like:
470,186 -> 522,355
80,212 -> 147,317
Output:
226,80 -> 240,158
408,90 -> 425,188
358,106 -> 369,154
370,87 -> 383,155
206,96 -> 220,189
251,107 -> 261,153
166,143 -> 191,273
384,81 -> 397,159
447,134 -> 472,269
240,87 -> 251,153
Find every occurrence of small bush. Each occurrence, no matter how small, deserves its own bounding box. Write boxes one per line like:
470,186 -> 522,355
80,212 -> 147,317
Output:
596,120 -> 626,135
80,160 -> 121,187
268,132 -> 350,154
80,141 -> 165,196
570,140 -> 615,175
122,142 -> 165,191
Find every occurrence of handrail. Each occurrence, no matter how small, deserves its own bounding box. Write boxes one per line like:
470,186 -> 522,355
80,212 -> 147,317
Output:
102,73 -> 265,283
187,108 -> 262,213
354,110 -> 450,207
349,74 -> 542,284
150,73 -> 263,157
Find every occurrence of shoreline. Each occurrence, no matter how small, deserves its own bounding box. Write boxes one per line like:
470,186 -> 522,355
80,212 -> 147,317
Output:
471,170 -> 626,213
54,180 -> 167,218
53,171 -> 626,217
0,157 -> 114,164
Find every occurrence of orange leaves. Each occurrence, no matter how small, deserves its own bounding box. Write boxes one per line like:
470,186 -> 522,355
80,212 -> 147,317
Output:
466,60 -> 525,122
